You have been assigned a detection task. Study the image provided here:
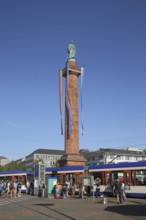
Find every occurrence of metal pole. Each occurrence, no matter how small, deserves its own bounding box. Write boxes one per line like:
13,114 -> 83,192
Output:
82,186 -> 84,200
42,188 -> 45,198
93,186 -> 94,200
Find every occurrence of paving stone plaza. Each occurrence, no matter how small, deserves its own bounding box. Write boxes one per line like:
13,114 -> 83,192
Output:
0,195 -> 146,220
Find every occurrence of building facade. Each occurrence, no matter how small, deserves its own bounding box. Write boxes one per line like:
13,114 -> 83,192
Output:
81,148 -> 146,166
25,149 -> 64,171
0,156 -> 12,166
17,147 -> 146,170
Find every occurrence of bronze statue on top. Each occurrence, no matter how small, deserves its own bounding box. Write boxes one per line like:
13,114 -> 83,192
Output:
67,40 -> 76,61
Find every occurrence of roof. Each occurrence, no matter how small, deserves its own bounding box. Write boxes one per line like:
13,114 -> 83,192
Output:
83,148 -> 145,158
99,148 -> 145,155
26,149 -> 65,158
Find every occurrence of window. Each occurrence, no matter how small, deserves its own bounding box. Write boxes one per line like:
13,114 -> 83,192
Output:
111,171 -> 124,181
120,156 -> 124,160
109,155 -> 114,159
135,170 -> 146,185
35,155 -> 39,159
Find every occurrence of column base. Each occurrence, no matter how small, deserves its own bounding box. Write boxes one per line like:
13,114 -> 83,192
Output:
59,154 -> 87,167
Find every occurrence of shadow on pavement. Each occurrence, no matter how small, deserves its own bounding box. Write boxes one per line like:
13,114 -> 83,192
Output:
105,204 -> 146,217
34,203 -> 54,206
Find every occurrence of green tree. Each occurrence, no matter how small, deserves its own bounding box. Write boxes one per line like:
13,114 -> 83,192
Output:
54,160 -> 60,167
0,161 -> 26,172
34,159 -> 45,165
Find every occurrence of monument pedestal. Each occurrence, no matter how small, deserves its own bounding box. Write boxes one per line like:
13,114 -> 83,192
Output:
59,154 -> 86,167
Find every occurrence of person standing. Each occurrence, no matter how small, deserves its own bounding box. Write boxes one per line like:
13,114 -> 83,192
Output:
65,180 -> 70,197
30,180 -> 34,195
10,180 -> 15,199
114,179 -> 122,204
121,181 -> 126,201
55,181 -> 62,198
41,179 -> 46,198
7,181 -> 10,195
0,182 -> 2,196
14,180 -> 18,198
17,181 -> 22,197
95,178 -> 101,198
26,180 -> 30,194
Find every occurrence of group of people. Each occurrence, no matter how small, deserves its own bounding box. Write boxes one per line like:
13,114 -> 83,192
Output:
94,177 -> 126,204
51,177 -> 126,203
0,179 -> 22,198
0,179 -> 34,199
52,180 -> 71,199
53,178 -> 100,199
9,180 -> 22,198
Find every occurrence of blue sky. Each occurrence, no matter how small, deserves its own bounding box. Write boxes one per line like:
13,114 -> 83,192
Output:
0,0 -> 146,160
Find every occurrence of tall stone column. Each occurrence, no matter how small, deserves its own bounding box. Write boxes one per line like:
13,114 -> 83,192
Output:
59,42 -> 86,167
65,61 -> 79,155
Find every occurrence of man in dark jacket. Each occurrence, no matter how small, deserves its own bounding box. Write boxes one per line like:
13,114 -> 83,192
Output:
114,178 -> 122,204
